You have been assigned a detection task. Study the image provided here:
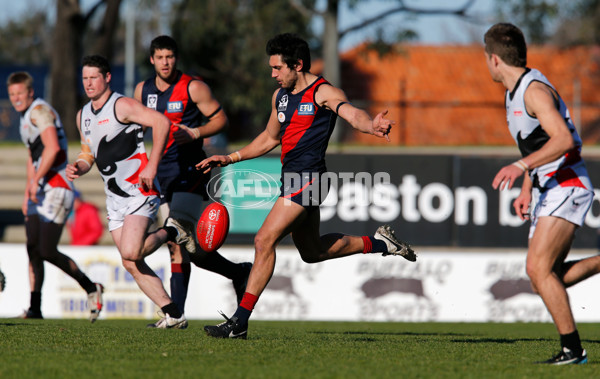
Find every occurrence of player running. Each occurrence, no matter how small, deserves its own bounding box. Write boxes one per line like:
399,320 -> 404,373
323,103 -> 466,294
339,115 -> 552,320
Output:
7,71 -> 103,322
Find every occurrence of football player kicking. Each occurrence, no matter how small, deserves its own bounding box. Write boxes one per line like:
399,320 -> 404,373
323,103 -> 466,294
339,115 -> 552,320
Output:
197,33 -> 416,340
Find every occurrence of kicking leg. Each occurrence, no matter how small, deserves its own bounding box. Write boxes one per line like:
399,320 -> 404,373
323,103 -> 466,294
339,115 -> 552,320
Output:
292,207 -> 416,263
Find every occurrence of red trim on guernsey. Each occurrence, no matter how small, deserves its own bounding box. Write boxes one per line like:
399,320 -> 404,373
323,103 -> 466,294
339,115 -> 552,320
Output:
125,152 -> 160,196
162,77 -> 191,154
280,79 -> 326,163
46,170 -> 71,189
564,149 -> 582,166
545,167 -> 586,189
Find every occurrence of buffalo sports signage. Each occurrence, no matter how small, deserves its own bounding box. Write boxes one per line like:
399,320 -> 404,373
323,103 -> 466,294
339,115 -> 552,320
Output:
1,245 -> 598,322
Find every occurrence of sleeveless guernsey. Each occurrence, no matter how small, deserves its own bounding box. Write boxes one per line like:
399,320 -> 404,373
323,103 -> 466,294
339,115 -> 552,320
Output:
80,92 -> 159,200
505,68 -> 591,191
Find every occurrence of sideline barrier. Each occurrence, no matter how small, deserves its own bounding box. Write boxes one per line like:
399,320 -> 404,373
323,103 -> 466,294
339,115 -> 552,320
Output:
218,154 -> 600,248
1,244 -> 599,322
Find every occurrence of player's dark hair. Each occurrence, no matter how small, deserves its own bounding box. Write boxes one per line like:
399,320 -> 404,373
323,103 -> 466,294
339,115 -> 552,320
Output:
7,71 -> 34,90
266,33 -> 311,72
484,23 -> 527,67
82,55 -> 112,77
150,35 -> 178,58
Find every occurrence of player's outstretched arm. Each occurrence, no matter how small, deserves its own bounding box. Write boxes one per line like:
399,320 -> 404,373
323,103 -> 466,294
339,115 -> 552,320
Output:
196,90 -> 281,173
316,84 -> 394,141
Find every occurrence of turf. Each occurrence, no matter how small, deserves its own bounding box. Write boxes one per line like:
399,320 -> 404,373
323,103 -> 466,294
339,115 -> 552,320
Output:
0,320 -> 597,378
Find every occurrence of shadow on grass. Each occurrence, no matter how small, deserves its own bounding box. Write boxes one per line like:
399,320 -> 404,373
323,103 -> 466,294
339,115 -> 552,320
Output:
451,337 -> 553,344
311,330 -> 469,337
452,337 -> 600,345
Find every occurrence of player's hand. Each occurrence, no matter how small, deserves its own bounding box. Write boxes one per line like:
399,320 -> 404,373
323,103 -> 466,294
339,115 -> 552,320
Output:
66,163 -> 83,181
173,124 -> 200,145
21,193 -> 28,216
492,164 -> 525,191
27,179 -> 39,204
196,155 -> 231,174
513,192 -> 531,221
372,110 -> 394,142
138,166 -> 156,191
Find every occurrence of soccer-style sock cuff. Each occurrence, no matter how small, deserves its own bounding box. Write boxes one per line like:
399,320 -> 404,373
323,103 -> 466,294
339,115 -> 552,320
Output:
362,236 -> 387,254
361,236 -> 372,254
170,263 -> 192,314
239,292 -> 259,312
171,263 -> 191,277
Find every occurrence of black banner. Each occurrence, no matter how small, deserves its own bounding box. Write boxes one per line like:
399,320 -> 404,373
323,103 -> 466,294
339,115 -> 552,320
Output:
229,153 -> 600,249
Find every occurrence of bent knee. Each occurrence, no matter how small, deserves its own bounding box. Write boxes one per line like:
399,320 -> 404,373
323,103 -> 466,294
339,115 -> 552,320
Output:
121,257 -> 138,272
254,231 -> 277,253
120,251 -> 141,264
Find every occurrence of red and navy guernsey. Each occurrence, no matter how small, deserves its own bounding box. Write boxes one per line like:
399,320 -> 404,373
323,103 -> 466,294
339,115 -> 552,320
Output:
140,71 -> 207,178
276,76 -> 337,174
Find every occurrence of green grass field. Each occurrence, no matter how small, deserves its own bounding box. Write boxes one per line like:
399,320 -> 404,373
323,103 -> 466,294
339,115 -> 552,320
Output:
0,319 -> 597,378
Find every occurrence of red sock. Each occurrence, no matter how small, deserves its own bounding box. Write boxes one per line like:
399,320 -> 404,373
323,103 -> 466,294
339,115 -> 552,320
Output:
361,235 -> 372,254
171,262 -> 191,274
239,292 -> 259,311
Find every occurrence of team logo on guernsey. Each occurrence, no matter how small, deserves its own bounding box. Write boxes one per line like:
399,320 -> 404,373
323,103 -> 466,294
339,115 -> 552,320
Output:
513,110 -> 523,117
147,94 -> 158,110
278,94 -> 288,111
167,101 -> 183,113
298,103 -> 315,116
83,119 -> 91,135
278,112 -> 286,123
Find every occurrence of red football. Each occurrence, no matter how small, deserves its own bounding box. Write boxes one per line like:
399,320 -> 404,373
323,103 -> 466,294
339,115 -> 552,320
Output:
196,202 -> 230,253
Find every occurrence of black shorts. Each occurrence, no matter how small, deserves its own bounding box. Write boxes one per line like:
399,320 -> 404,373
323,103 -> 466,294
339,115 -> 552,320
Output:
158,168 -> 210,205
280,172 -> 331,208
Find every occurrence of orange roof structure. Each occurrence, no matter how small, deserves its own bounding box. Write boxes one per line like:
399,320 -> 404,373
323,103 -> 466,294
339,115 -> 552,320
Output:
338,44 -> 600,146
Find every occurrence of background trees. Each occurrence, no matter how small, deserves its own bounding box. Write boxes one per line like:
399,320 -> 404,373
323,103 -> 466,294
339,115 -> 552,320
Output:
1,0 -> 599,141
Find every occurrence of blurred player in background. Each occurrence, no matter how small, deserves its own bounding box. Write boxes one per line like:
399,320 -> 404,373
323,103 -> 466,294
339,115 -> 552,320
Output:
485,23 -> 599,365
134,35 -> 251,319
67,190 -> 104,245
66,55 -> 191,329
198,33 -> 416,340
7,71 -> 103,321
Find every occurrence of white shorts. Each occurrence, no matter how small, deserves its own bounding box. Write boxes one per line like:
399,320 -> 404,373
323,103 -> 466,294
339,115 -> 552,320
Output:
157,192 -> 204,226
106,194 -> 159,231
28,187 -> 74,224
529,186 -> 594,238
